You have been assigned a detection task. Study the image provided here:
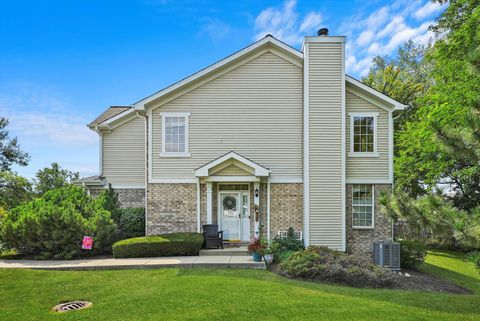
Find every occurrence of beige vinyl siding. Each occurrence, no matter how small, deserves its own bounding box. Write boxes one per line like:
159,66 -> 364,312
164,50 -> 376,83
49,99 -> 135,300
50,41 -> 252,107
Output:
211,164 -> 252,176
150,51 -> 303,180
346,90 -> 389,179
102,116 -> 145,186
307,42 -> 344,250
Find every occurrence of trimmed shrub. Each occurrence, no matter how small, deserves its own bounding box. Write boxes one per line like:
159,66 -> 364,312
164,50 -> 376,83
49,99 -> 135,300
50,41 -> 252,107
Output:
118,208 -> 145,239
270,227 -> 304,262
399,240 -> 427,268
112,233 -> 204,258
281,246 -> 397,288
0,185 -> 116,259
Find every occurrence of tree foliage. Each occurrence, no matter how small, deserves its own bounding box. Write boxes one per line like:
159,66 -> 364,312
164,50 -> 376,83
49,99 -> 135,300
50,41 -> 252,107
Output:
0,185 -> 116,259
0,117 -> 29,171
0,171 -> 33,210
364,0 -> 480,209
33,163 -> 79,196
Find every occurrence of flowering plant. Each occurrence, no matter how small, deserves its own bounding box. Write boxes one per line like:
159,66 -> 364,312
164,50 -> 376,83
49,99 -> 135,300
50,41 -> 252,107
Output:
247,237 -> 269,256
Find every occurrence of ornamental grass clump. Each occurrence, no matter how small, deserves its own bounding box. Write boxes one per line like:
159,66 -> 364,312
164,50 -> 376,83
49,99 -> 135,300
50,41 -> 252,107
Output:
281,246 -> 397,288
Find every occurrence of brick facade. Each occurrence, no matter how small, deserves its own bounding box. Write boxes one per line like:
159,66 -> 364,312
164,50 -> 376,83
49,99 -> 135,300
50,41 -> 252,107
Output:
269,183 -> 303,238
146,183 -> 197,235
143,182 -> 388,255
90,188 -> 145,208
346,184 -> 392,257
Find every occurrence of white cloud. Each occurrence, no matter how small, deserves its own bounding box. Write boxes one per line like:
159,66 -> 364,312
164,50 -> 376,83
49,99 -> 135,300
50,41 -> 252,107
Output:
253,0 -> 444,77
0,83 -> 96,146
337,0 -> 444,76
254,0 -> 322,45
299,12 -> 322,33
198,17 -> 231,41
414,1 -> 444,20
0,82 -> 98,178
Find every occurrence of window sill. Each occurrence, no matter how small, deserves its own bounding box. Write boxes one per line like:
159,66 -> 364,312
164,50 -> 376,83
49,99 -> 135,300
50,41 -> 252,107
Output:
352,226 -> 375,230
160,152 -> 191,158
348,152 -> 379,158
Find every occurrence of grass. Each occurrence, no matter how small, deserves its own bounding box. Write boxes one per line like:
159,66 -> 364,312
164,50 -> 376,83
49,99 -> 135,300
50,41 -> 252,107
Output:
1,250 -> 479,321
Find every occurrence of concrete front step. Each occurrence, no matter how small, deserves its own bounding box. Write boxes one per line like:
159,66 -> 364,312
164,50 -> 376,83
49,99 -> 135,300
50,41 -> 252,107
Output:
200,247 -> 249,256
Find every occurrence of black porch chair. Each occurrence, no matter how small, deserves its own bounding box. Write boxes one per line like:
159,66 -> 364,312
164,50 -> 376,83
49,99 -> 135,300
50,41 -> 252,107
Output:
202,224 -> 224,249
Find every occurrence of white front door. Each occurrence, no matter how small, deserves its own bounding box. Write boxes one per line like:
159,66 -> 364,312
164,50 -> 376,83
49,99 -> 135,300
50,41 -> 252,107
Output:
219,191 -> 250,241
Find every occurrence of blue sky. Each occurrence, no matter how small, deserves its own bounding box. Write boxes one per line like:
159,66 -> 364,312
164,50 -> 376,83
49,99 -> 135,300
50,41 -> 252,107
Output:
0,0 -> 445,178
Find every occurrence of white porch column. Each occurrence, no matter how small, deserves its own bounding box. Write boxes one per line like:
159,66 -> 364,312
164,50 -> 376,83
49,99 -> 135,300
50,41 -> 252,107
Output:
254,182 -> 260,235
196,178 -> 201,232
267,178 -> 271,241
206,182 -> 213,224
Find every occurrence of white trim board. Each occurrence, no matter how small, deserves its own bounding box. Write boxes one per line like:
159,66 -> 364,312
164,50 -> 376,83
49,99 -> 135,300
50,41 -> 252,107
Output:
194,151 -> 270,177
346,178 -> 393,184
346,75 -> 407,111
302,41 -> 310,247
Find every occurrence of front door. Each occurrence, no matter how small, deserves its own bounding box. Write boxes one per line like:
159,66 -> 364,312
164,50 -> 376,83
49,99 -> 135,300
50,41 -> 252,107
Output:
219,191 -> 250,241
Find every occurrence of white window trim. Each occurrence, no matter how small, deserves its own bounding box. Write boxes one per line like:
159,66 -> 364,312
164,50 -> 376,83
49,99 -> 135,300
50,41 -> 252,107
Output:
352,184 -> 375,229
348,112 -> 379,158
160,112 -> 191,157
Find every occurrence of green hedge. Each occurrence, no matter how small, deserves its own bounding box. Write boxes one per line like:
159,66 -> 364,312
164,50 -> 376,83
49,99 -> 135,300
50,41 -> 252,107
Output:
112,233 -> 204,258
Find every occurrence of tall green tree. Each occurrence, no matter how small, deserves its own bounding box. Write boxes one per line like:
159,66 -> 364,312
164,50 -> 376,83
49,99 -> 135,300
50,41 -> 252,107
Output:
33,163 -> 79,196
0,171 -> 33,210
362,40 -> 433,131
394,0 -> 480,208
0,117 -> 29,171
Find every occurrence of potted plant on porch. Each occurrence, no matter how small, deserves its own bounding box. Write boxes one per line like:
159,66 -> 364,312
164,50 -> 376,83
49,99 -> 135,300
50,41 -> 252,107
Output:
248,237 -> 268,262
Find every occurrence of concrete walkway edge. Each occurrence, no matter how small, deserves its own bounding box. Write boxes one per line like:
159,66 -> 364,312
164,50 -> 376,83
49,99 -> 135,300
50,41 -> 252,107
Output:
0,255 -> 266,270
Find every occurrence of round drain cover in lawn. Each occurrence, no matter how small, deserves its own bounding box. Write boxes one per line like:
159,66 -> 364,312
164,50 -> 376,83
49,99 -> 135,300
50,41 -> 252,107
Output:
52,301 -> 92,313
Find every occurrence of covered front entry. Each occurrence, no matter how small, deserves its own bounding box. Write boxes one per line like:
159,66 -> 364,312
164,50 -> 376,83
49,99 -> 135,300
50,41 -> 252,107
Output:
194,152 -> 270,239
218,184 -> 250,241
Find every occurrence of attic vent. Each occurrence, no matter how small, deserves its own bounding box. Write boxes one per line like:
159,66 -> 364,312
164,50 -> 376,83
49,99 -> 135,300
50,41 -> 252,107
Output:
318,28 -> 329,36
374,241 -> 400,270
52,301 -> 92,313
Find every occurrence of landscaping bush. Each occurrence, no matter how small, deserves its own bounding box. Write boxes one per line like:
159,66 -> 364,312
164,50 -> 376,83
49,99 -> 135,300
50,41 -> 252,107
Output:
112,233 -> 204,258
118,208 -> 145,239
399,240 -> 427,268
280,246 -> 397,288
0,185 -> 116,259
465,250 -> 480,267
270,227 -> 304,262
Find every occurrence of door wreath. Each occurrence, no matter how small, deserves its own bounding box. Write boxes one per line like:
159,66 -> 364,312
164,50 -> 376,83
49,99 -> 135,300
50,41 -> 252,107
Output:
223,195 -> 237,211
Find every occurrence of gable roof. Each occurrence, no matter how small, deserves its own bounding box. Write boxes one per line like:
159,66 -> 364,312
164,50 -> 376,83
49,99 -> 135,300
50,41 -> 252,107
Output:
88,106 -> 132,128
89,35 -> 407,127
133,35 -> 303,110
346,75 -> 407,111
194,151 -> 270,177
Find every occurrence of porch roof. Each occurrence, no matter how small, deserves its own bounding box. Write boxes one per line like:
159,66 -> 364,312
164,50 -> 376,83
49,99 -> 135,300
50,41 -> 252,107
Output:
194,151 -> 270,178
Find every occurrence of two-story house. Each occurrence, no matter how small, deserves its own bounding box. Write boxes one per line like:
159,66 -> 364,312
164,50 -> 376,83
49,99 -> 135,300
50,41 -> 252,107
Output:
80,29 -> 406,256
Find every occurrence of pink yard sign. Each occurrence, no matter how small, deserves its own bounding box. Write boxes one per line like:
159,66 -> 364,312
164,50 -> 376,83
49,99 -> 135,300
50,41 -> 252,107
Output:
82,236 -> 93,250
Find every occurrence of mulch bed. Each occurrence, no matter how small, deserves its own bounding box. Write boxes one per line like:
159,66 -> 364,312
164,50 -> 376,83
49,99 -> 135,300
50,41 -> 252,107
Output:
268,264 -> 472,294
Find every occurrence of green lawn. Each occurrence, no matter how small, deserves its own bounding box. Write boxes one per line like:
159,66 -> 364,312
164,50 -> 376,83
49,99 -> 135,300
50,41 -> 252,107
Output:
1,251 -> 479,321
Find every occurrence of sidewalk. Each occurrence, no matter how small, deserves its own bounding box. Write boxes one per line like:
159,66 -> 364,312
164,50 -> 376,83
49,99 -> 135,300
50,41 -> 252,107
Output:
0,255 -> 265,270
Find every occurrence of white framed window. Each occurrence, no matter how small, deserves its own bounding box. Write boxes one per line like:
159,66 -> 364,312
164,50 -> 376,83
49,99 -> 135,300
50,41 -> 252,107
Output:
160,112 -> 191,157
352,184 -> 374,229
349,112 -> 379,157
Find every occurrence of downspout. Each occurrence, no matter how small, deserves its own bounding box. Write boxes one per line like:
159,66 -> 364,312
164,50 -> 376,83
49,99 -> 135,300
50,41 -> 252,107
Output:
92,126 -> 103,177
136,111 -> 148,236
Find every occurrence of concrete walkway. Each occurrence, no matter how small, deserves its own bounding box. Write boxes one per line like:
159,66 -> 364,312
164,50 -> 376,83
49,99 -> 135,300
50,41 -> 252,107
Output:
0,255 -> 265,270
